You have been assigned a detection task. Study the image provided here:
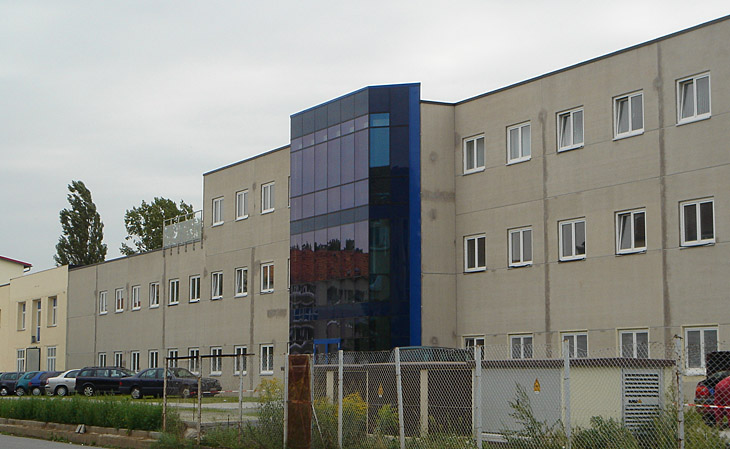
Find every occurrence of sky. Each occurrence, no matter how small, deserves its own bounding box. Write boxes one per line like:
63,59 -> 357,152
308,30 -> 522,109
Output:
1,1 -> 728,273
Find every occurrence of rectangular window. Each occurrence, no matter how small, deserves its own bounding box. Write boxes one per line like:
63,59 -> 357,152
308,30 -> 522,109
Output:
131,351 -> 140,372
507,122 -> 531,164
149,350 -> 159,369
557,107 -> 584,151
47,347 -> 57,371
464,336 -> 485,348
34,300 -> 41,342
98,352 -> 107,366
562,333 -> 588,358
235,346 -> 247,375
235,268 -> 248,297
114,351 -> 123,367
677,73 -> 711,124
261,262 -> 275,293
260,344 -> 274,374
48,297 -> 58,326
511,335 -> 534,359
236,190 -> 249,220
212,197 -> 224,225
168,279 -> 179,305
149,283 -> 160,308
680,198 -> 714,246
211,271 -> 223,299
99,291 -> 108,315
616,209 -> 646,254
464,235 -> 486,272
614,92 -> 644,138
685,327 -> 718,373
131,285 -> 141,310
189,275 -> 201,302
509,227 -> 533,267
620,330 -> 649,358
115,288 -> 124,313
262,182 -> 275,214
18,302 -> 26,330
168,349 -> 179,368
210,347 -> 223,375
17,349 -> 25,372
189,348 -> 200,374
559,219 -> 586,261
463,135 -> 485,174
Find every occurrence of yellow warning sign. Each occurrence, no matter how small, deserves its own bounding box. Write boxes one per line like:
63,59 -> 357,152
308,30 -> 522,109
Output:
533,378 -> 541,393
378,384 -> 384,398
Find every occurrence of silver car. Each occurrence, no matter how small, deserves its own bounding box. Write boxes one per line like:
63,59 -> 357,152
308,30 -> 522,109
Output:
45,369 -> 79,396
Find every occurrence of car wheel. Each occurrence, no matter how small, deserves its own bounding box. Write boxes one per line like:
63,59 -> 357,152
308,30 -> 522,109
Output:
56,386 -> 68,397
0,387 -> 8,396
83,385 -> 95,397
31,387 -> 42,396
131,387 -> 142,400
16,387 -> 25,397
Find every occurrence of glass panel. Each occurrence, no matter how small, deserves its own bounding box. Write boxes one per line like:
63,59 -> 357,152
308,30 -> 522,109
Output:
291,197 -> 302,221
576,334 -> 588,357
327,187 -> 340,213
327,139 -> 341,188
705,329 -> 718,355
700,201 -> 714,240
315,129 -> 327,144
509,128 -> 520,160
341,183 -> 354,209
341,134 -> 355,184
511,337 -> 521,359
467,239 -> 475,269
465,140 -> 475,170
631,95 -> 643,130
561,224 -> 572,258
354,115 -> 369,131
327,124 -> 340,140
341,224 -> 355,251
303,132 -> 315,148
565,336 -> 575,358
291,137 -> 303,152
340,119 -> 355,135
370,113 -> 390,127
522,125 -> 531,157
687,330 -> 701,368
511,232 -> 520,264
617,98 -> 629,134
523,230 -> 532,262
634,212 -> 645,248
327,226 -> 341,251
370,128 -> 390,168
476,237 -> 485,268
476,137 -> 485,168
314,190 -> 327,216
560,114 -> 571,147
575,221 -> 586,255
302,193 -> 314,219
302,147 -> 314,194
314,144 -> 327,191
315,229 -> 327,250
697,76 -> 710,115
354,180 -> 368,207
573,110 -> 583,145
524,337 -> 533,358
684,204 -> 697,242
636,332 -> 649,358
354,130 -> 369,181
619,214 -> 631,250
291,151 -> 302,197
355,221 -> 368,253
681,80 -> 694,119
621,333 -> 634,358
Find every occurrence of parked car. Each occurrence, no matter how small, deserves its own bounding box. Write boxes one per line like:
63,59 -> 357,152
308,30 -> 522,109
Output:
14,371 -> 40,396
120,367 -> 221,399
45,369 -> 80,396
74,367 -> 134,396
28,371 -> 61,396
694,351 -> 730,425
0,372 -> 23,396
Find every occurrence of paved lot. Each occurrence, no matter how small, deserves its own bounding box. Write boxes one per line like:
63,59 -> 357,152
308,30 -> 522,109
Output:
0,434 -> 100,448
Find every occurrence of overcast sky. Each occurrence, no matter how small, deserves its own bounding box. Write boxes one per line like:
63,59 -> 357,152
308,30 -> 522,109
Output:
1,1 -> 728,273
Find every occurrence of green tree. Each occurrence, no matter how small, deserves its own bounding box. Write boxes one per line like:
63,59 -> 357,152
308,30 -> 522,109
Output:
54,180 -> 107,266
120,197 -> 194,255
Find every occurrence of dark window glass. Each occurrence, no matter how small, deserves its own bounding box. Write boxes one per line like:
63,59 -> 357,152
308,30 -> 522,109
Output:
302,193 -> 314,219
301,218 -> 315,233
341,224 -> 355,250
355,115 -> 369,131
327,226 -> 341,250
701,201 -> 714,240
389,127 -> 409,171
315,106 -> 328,131
389,87 -> 409,126
634,212 -> 645,248
302,231 -> 314,252
291,137 -> 303,152
370,128 -> 390,167
291,233 -> 301,250
341,134 -> 355,184
302,111 -> 315,135
327,187 -> 340,213
341,208 -> 355,225
302,147 -> 314,194
327,139 -> 341,188
391,177 -> 408,203
315,229 -> 327,250
341,120 -> 355,136
354,90 -> 368,117
355,180 -> 368,207
315,215 -> 328,230
291,196 -> 302,221
315,130 -> 327,144
290,151 -> 302,197
370,113 -> 390,127
291,115 -> 303,139
684,204 -> 697,242
341,183 -> 354,209
354,205 -> 368,222
328,101 -> 341,126
355,220 -> 369,253
290,220 -> 302,235
314,144 -> 327,191
341,95 -> 355,121
315,190 -> 327,216
327,124 -> 340,140
327,211 -> 341,227
354,130 -> 369,180
303,133 -> 315,148
370,177 -> 391,204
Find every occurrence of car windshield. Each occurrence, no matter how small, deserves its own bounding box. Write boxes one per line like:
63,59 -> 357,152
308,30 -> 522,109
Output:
23,372 -> 39,379
170,368 -> 196,379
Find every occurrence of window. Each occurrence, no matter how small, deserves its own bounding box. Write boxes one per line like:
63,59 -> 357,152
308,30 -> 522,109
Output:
18,302 -> 26,330
48,297 -> 58,326
686,327 -> 718,373
620,330 -> 649,358
559,219 -> 586,261
511,335 -> 533,359
562,333 -> 588,358
115,288 -> 124,313
149,283 -> 160,308
507,122 -> 531,164
131,351 -> 140,372
168,349 -> 178,368
189,348 -> 200,374
114,351 -> 123,367
98,352 -> 107,366
557,107 -> 584,151
211,271 -> 223,299
168,279 -> 179,305
17,349 -> 25,372
616,210 -> 646,254
236,190 -> 249,220
680,198 -> 714,246
149,350 -> 159,369
189,275 -> 201,302
131,285 -> 141,310
260,344 -> 274,374
261,263 -> 274,293
509,227 -> 532,267
463,135 -> 485,174
235,346 -> 247,375
677,73 -> 710,124
235,268 -> 248,297
212,197 -> 224,225
47,347 -> 57,371
99,291 -> 108,315
210,347 -> 223,375
614,92 -> 644,138
464,235 -> 486,272
262,182 -> 275,214
34,300 -> 41,342
464,336 -> 485,348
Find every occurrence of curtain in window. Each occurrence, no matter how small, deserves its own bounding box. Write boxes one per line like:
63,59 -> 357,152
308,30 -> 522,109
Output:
509,128 -> 520,160
697,76 -> 710,115
631,95 -> 643,130
465,140 -> 475,169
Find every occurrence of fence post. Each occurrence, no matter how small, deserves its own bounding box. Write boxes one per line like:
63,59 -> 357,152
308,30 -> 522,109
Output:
474,345 -> 482,448
674,335 -> 685,449
162,356 -> 168,432
197,352 -> 202,446
563,339 -> 571,449
338,349 -> 344,449
238,353 -> 244,431
283,354 -> 289,449
395,347 -> 405,449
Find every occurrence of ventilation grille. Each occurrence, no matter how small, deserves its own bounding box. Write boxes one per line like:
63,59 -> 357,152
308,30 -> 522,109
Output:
622,370 -> 662,430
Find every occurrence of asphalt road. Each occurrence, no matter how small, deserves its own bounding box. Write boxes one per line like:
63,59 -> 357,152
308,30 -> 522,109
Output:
0,434 -> 100,448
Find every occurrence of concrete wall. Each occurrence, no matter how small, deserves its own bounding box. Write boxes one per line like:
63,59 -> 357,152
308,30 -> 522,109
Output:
0,259 -> 28,285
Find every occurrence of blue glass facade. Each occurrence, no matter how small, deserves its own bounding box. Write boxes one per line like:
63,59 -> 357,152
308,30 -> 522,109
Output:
289,84 -> 421,355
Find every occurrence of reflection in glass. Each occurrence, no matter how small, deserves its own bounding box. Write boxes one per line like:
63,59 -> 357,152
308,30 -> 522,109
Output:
341,134 -> 355,184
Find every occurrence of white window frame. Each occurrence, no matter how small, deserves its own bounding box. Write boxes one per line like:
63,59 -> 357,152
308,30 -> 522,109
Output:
235,267 -> 248,297
559,218 -> 586,261
507,122 -> 531,164
17,349 -> 25,372
148,350 -> 159,369
99,291 -> 108,315
677,72 -> 711,125
168,279 -> 179,305
168,349 -> 179,368
114,351 -> 123,367
561,332 -> 588,358
510,334 -> 534,359
234,346 -> 247,375
210,347 -> 223,376
557,107 -> 584,152
619,329 -> 649,358
614,91 -> 644,139
49,297 -> 58,326
680,198 -> 715,247
464,336 -> 485,348
236,190 -> 249,220
509,227 -> 533,267
463,135 -> 485,174
131,351 -> 140,372
464,234 -> 486,272
616,209 -> 647,254
212,197 -> 224,226
131,285 -> 141,310
262,182 -> 275,214
261,262 -> 274,293
685,326 -> 718,375
260,344 -> 274,375
47,346 -> 57,371
98,352 -> 107,366
211,271 -> 223,300
19,302 -> 26,329
189,275 -> 201,303
149,283 -> 160,308
188,348 -> 200,374
115,288 -> 124,313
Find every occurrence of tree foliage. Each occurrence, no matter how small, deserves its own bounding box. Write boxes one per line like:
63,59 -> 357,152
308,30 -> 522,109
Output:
54,180 -> 107,266
120,197 -> 194,255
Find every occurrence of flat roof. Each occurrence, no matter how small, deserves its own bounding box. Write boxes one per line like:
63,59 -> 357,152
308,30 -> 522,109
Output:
203,144 -> 290,177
